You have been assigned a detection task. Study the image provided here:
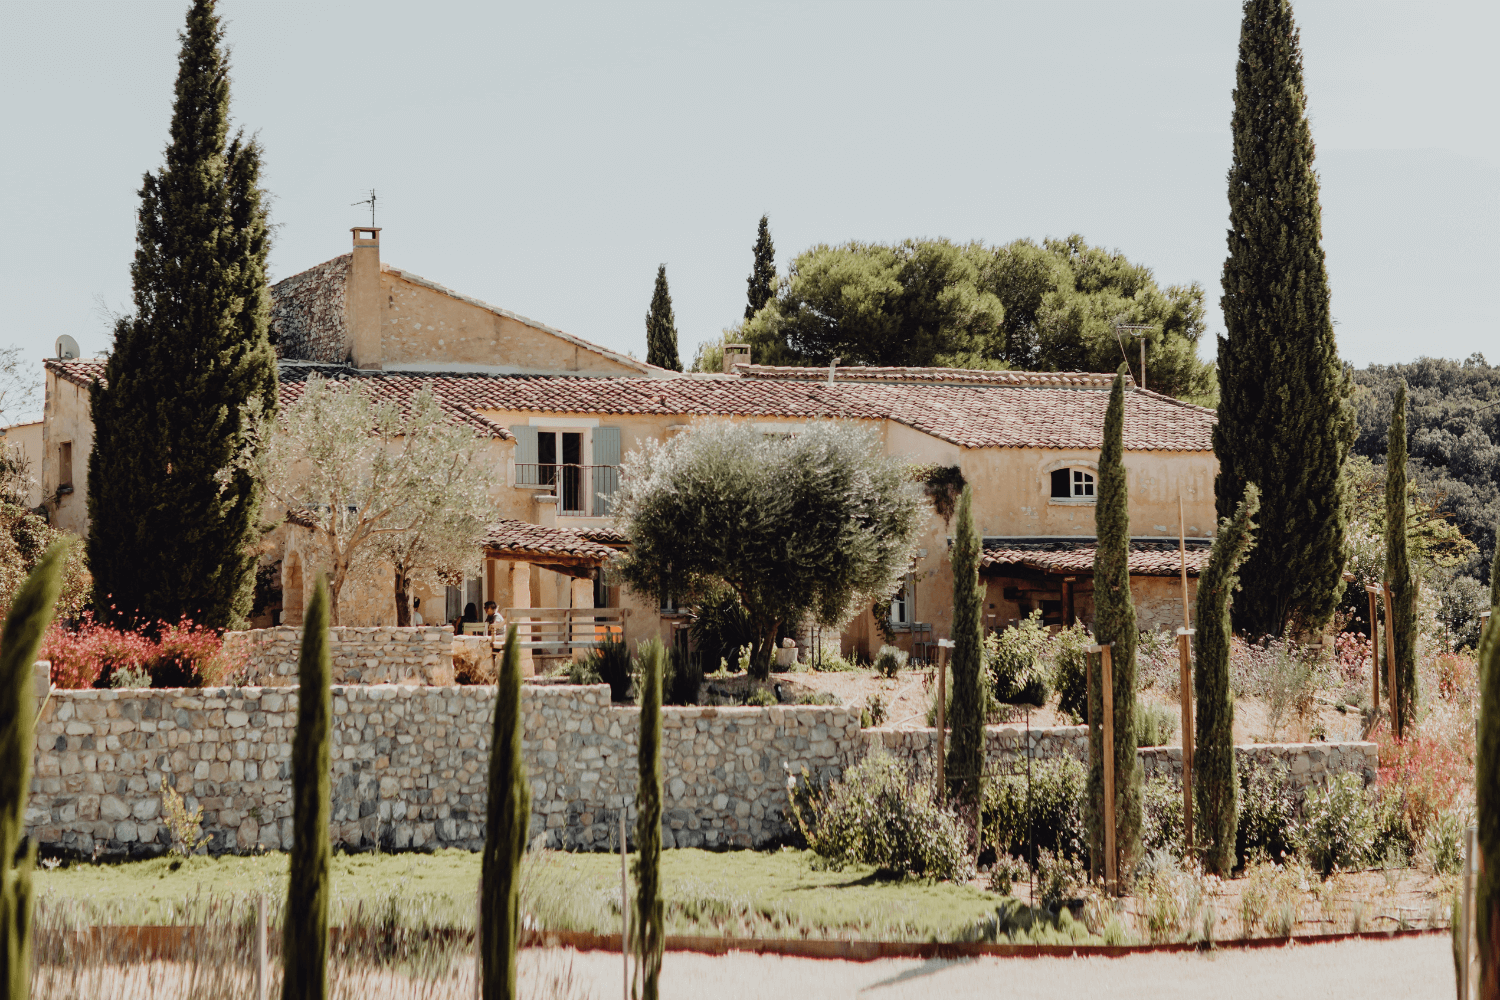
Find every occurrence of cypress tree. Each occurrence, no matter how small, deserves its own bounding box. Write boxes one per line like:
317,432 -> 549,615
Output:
744,215 -> 775,321
644,265 -> 681,372
1385,380 -> 1417,736
284,576 -> 331,1000
481,625 -> 530,1000
1214,0 -> 1355,638
633,640 -> 665,1000
1089,366 -> 1141,878
946,485 -> 984,814
1193,485 -> 1261,876
0,542 -> 68,1000
88,0 -> 278,633
1476,589 -> 1500,995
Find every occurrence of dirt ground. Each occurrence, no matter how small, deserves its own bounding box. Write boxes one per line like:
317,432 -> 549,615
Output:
543,934 -> 1452,1000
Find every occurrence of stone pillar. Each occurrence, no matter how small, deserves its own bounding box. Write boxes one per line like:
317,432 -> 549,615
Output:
509,560 -> 533,675
570,576 -> 594,661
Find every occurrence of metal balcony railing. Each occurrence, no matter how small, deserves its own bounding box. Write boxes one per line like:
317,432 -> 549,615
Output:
514,464 -> 620,516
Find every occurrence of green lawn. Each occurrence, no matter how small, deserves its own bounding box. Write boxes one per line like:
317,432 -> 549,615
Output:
34,848 -> 1002,941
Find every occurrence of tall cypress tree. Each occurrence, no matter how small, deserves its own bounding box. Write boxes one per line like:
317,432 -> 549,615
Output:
1215,0 -> 1354,638
481,625 -> 529,1000
1089,366 -> 1142,878
1385,380 -> 1417,735
946,485 -> 984,813
633,640 -> 665,1000
644,265 -> 681,371
0,542 -> 67,1000
88,0 -> 278,633
284,576 -> 331,1000
1477,584 -> 1500,994
1193,485 -> 1261,876
744,215 -> 775,321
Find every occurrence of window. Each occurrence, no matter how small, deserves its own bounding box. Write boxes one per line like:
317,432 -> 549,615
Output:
58,441 -> 73,491
887,574 -> 914,628
1050,468 -> 1095,500
510,425 -> 622,516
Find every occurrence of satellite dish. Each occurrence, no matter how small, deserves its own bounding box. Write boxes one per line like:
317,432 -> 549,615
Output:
55,335 -> 79,360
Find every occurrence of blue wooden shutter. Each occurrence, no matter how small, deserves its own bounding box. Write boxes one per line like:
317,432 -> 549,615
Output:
593,426 -> 621,514
511,426 -> 538,485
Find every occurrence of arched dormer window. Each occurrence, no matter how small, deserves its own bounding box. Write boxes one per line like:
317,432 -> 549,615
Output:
1050,468 -> 1096,501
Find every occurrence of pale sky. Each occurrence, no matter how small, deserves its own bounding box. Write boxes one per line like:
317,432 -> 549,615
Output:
2,1 -> 1496,420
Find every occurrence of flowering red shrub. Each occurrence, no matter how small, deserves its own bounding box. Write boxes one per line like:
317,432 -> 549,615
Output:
1333,631 -> 1372,687
40,615 -> 237,690
1377,733 -> 1472,842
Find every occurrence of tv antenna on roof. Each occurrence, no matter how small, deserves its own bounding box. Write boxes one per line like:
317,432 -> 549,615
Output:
1114,323 -> 1157,392
352,189 -> 377,227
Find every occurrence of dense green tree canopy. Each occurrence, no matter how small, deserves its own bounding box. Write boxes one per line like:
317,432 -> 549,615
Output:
741,234 -> 1214,401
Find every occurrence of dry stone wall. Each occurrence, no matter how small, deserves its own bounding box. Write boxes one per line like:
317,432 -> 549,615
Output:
224,626 -> 458,686
24,681 -> 1377,858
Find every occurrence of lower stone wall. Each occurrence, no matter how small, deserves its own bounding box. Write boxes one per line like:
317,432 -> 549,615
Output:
25,681 -> 1377,858
223,626 -> 458,686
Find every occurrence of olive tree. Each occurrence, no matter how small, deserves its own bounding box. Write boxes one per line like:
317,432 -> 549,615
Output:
243,375 -> 501,624
611,420 -> 924,679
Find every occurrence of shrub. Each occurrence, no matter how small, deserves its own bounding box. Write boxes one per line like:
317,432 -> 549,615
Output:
1236,762 -> 1297,867
1135,700 -> 1178,748
1369,785 -> 1415,864
39,615 -> 235,689
1033,849 -> 1085,910
1421,806 -> 1468,877
580,639 -> 634,702
1049,622 -> 1092,721
984,755 -> 1087,863
664,643 -> 701,706
1379,732 -> 1471,845
988,854 -> 1029,896
1141,777 -> 1184,859
873,645 -> 907,679
865,692 -> 887,727
986,611 -> 1050,707
1135,628 -> 1181,696
792,751 -> 973,880
109,666 -> 151,689
161,783 -> 209,857
745,688 -> 776,707
1297,772 -> 1376,875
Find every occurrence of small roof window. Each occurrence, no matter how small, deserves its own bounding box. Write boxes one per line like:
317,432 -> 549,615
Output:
1050,468 -> 1095,500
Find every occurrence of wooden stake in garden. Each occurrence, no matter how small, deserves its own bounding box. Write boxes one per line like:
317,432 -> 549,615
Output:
1366,584 -> 1381,723
1089,642 -> 1117,894
256,893 -> 268,1000
1383,584 -> 1398,739
1176,493 -> 1194,854
935,639 -> 953,802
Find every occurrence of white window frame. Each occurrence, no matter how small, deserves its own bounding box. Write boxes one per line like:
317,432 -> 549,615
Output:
887,574 -> 915,630
1048,467 -> 1097,505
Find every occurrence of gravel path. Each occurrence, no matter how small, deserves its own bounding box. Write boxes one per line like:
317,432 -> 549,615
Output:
538,934 -> 1453,1000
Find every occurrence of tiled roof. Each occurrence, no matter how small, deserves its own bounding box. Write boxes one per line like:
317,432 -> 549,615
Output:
572,525 -> 630,546
481,519 -> 618,563
981,540 -> 1212,577
735,364 -> 1128,388
45,360 -> 1214,452
46,359 -> 512,440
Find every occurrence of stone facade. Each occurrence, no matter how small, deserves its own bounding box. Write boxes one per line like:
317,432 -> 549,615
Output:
25,681 -> 1377,859
223,626 -> 458,686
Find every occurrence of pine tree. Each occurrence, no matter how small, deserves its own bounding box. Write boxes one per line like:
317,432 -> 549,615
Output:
1477,585 -> 1500,995
1089,366 -> 1141,878
1214,0 -> 1354,638
644,265 -> 681,371
0,542 -> 68,1000
946,485 -> 984,813
88,0 -> 277,633
481,625 -> 530,1000
1193,485 -> 1261,876
1385,380 -> 1417,736
744,215 -> 775,321
284,576 -> 331,1000
633,640 -> 665,1000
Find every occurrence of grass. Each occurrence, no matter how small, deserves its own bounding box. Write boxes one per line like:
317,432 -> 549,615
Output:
34,847 -> 1000,941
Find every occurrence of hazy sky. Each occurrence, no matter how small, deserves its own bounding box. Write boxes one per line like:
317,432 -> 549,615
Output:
2,1 -> 1496,418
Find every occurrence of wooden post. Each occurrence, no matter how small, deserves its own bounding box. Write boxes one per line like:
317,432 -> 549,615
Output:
936,639 -> 953,802
1366,585 -> 1381,722
256,892 -> 268,1000
620,809 -> 629,1000
1177,627 -> 1195,855
1089,642 -> 1116,894
473,885 -> 482,1000
1383,584 -> 1398,739
1086,645 -> 1097,884
1461,825 -> 1478,1000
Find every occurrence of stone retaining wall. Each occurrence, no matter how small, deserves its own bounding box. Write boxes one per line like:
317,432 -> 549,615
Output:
25,681 -> 1377,858
223,626 -> 458,686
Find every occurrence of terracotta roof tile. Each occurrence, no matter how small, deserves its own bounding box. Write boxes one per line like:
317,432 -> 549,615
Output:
981,540 -> 1212,577
735,364 -> 1126,388
45,360 -> 1214,452
481,519 -> 618,562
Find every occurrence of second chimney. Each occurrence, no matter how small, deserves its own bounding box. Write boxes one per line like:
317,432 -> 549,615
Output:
348,227 -> 382,369
722,343 -> 750,375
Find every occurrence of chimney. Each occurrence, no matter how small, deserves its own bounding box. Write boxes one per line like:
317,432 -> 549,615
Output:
722,343 -> 750,375
348,227 -> 382,369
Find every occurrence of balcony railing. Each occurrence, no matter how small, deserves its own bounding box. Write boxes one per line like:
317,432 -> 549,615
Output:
514,464 -> 620,516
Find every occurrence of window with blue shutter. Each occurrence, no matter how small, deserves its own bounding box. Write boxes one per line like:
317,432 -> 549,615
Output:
511,426 -> 539,486
593,426 -> 621,515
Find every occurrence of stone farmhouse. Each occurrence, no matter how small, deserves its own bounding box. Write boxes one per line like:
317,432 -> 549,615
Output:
36,227 -> 1217,664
